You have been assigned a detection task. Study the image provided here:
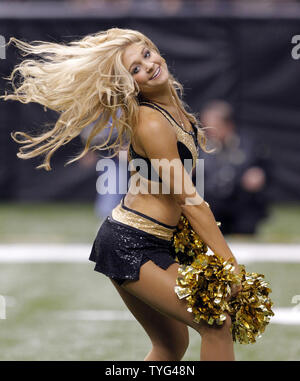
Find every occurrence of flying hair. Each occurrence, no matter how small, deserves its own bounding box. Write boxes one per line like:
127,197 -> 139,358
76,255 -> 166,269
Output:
0,27 -> 212,171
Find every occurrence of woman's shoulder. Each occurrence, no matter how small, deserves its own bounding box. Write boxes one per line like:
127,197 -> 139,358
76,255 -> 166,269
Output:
136,105 -> 177,147
137,103 -> 172,132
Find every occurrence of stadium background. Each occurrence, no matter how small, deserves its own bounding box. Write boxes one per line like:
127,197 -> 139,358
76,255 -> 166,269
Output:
0,0 -> 300,361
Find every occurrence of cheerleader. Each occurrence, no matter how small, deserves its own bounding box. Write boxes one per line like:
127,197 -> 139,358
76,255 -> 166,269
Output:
1,28 -> 273,361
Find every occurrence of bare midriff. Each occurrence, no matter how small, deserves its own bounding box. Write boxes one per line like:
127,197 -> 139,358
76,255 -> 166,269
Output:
124,176 -> 183,227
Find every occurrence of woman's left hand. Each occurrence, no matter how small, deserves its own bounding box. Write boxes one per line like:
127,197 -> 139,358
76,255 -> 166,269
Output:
230,282 -> 242,298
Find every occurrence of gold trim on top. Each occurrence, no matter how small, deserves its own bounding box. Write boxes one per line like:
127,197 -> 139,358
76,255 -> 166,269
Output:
139,101 -> 198,170
111,201 -> 176,241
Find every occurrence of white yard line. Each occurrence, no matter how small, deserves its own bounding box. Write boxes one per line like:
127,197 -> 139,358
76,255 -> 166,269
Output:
2,294 -> 299,325
228,242 -> 300,263
0,244 -> 90,262
0,242 -> 299,263
58,310 -> 136,321
270,308 -> 300,325
57,308 -> 300,325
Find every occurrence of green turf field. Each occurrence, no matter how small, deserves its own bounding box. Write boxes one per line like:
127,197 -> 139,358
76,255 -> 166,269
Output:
0,261 -> 299,361
0,202 -> 300,361
1,201 -> 300,244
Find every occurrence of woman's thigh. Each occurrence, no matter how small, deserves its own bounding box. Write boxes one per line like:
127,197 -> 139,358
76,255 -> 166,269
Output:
111,273 -> 189,354
117,260 -> 210,335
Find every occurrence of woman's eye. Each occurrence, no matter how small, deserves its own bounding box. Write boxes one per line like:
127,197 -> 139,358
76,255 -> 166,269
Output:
132,50 -> 151,74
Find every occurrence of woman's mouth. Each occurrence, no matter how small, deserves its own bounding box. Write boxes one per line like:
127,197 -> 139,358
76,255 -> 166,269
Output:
150,66 -> 161,80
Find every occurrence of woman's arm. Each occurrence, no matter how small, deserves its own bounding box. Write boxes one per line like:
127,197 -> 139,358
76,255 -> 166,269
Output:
180,199 -> 240,271
136,107 -> 240,273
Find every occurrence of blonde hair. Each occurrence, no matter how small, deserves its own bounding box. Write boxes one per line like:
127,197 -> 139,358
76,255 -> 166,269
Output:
0,27 -> 212,171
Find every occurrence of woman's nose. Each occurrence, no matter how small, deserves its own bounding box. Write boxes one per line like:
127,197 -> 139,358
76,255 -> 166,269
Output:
146,63 -> 154,72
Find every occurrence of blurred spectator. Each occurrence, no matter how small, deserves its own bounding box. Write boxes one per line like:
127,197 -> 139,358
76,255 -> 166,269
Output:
194,99 -> 271,236
161,0 -> 183,14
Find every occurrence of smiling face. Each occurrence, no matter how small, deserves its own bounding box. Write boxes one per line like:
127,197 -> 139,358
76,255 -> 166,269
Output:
122,42 -> 169,95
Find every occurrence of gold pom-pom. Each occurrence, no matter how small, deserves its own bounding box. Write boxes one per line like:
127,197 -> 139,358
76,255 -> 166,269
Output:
171,215 -> 208,265
174,251 -> 240,326
227,265 -> 275,344
171,214 -> 275,344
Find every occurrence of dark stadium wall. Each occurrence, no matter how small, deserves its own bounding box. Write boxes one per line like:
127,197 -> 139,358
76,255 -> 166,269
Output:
0,11 -> 300,202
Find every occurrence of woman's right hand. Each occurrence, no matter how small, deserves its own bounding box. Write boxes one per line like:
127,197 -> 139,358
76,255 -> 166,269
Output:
230,282 -> 242,298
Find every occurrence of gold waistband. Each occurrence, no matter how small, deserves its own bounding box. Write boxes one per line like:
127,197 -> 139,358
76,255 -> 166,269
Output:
111,202 -> 177,241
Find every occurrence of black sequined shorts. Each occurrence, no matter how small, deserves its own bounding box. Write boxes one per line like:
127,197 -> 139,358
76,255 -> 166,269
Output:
89,195 -> 178,286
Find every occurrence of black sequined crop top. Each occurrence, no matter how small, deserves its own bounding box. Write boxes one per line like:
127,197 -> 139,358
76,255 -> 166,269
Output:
128,98 -> 199,183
